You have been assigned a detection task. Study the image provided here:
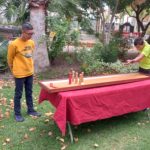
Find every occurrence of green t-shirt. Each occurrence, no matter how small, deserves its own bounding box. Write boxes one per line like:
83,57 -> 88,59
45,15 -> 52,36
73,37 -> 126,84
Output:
139,41 -> 150,69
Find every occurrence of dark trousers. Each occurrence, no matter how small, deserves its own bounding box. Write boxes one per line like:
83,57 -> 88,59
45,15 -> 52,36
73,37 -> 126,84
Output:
139,67 -> 150,74
14,75 -> 34,115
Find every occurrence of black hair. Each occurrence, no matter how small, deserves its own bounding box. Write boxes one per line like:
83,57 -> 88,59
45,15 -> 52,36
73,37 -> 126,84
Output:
134,37 -> 144,46
22,22 -> 33,30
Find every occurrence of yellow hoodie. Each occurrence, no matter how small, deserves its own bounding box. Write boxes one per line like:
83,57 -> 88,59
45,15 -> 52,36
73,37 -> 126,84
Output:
7,37 -> 35,78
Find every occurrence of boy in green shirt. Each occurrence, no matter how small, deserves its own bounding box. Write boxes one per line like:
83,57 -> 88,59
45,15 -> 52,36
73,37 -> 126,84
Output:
126,37 -> 150,74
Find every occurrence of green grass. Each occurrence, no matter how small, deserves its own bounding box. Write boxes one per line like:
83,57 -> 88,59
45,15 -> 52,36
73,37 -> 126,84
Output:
0,82 -> 150,150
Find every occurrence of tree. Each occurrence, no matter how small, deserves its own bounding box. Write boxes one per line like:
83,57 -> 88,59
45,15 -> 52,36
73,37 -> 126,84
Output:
0,0 -> 50,73
117,0 -> 150,37
80,0 -> 120,44
104,0 -> 120,43
48,0 -> 80,20
80,0 -> 107,42
29,0 -> 50,73
0,0 -> 29,24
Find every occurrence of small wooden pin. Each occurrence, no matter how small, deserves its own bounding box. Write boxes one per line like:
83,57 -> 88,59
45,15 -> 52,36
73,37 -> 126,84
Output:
75,72 -> 78,84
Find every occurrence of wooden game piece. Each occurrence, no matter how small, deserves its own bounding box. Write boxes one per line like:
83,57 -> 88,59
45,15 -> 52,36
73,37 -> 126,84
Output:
75,72 -> 78,84
50,83 -> 57,88
50,83 -> 53,87
79,73 -> 82,85
68,70 -> 72,85
81,72 -> 84,83
72,70 -> 75,83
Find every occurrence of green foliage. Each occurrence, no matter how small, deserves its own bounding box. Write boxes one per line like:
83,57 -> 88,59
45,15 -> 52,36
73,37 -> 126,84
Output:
47,16 -> 80,64
0,40 -> 8,72
47,17 -> 69,64
48,0 -> 80,19
82,59 -> 138,75
76,47 -> 97,70
79,18 -> 94,34
65,30 -> 80,47
92,42 -> 103,61
117,0 -> 150,36
0,35 -> 5,42
0,0 -> 29,24
76,41 -> 138,75
62,52 -> 75,65
101,39 -> 119,63
92,40 -> 120,64
80,0 -> 105,12
112,32 -> 135,61
69,30 -> 80,46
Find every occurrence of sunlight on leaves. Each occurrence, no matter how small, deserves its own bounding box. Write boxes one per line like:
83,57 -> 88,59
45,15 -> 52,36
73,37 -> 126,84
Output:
45,112 -> 54,119
0,97 -> 7,106
5,138 -> 10,143
44,119 -> 50,123
56,136 -> 65,143
9,99 -> 14,109
0,125 -> 5,129
0,109 -> 4,120
22,102 -> 26,108
61,145 -> 67,150
24,133 -> 29,140
0,80 -> 4,89
2,142 -> 6,146
29,127 -> 36,132
87,128 -> 91,133
31,115 -> 38,119
48,131 -> 53,136
5,111 -> 10,118
93,143 -> 99,148
34,107 -> 37,110
74,137 -> 79,143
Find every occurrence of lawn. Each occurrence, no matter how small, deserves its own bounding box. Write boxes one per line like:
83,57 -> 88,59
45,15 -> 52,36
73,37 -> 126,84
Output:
0,76 -> 150,150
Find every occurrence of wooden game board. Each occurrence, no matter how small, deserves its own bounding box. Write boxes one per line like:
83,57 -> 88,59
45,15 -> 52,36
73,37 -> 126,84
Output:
39,73 -> 150,93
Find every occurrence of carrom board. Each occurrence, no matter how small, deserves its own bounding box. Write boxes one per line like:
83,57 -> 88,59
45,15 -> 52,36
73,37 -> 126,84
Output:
39,73 -> 150,93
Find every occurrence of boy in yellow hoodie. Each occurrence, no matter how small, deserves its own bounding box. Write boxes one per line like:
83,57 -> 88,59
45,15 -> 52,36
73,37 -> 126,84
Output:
7,22 -> 41,122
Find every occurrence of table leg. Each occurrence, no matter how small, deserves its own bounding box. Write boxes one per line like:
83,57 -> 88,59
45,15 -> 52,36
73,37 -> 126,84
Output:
67,122 -> 74,143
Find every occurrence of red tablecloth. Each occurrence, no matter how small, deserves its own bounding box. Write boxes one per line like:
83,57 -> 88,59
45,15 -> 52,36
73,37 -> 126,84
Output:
39,80 -> 150,135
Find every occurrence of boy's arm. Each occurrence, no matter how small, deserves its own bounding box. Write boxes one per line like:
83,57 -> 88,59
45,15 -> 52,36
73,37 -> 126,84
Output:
126,53 -> 144,64
7,43 -> 16,72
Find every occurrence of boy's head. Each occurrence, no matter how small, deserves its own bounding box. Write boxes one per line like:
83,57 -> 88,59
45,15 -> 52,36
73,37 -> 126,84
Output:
21,22 -> 34,40
134,37 -> 144,50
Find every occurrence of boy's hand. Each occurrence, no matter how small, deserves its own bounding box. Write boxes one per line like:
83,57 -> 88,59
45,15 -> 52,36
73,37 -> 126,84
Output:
124,59 -> 133,65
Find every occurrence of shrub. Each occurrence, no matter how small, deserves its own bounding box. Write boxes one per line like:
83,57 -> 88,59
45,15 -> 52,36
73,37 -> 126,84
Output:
76,46 -> 138,76
47,16 -> 80,65
100,39 -> 119,63
0,40 -> 8,72
79,18 -> 94,34
92,42 -> 103,61
46,17 -> 70,64
81,60 -> 138,76
88,40 -> 119,63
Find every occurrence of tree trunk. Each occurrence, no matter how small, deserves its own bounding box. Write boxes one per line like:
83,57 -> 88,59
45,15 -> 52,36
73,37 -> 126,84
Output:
106,0 -> 119,44
29,1 -> 50,73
